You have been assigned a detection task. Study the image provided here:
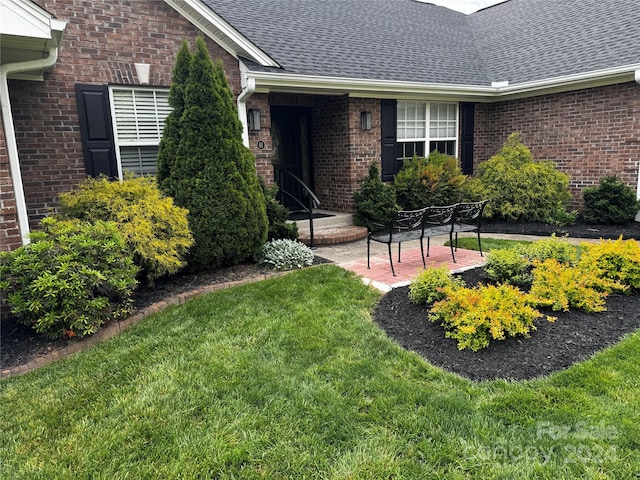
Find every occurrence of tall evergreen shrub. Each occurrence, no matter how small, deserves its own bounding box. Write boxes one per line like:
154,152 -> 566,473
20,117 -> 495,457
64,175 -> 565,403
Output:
160,37 -> 268,270
157,40 -> 191,191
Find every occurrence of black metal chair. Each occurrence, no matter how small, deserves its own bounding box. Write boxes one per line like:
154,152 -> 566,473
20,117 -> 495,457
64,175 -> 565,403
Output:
367,208 -> 428,276
450,200 -> 489,261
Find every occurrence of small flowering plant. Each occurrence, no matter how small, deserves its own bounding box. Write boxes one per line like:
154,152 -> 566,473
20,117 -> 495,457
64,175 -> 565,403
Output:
256,239 -> 314,271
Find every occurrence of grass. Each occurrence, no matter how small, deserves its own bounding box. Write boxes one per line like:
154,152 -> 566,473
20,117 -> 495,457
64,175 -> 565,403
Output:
448,236 -> 532,252
1,265 -> 639,478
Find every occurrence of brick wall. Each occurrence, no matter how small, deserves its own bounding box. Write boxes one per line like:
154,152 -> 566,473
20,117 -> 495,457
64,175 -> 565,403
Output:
10,0 -> 240,231
0,114 -> 22,251
246,93 -> 274,186
312,96 -> 381,212
474,82 -> 640,207
311,95 -> 350,211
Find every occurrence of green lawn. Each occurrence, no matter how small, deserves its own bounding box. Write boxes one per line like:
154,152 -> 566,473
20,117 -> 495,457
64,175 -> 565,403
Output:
1,265 -> 639,478
448,236 -> 532,252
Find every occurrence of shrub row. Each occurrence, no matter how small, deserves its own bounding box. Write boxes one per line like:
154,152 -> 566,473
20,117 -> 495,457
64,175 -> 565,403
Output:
355,133 -> 639,230
410,236 -> 640,351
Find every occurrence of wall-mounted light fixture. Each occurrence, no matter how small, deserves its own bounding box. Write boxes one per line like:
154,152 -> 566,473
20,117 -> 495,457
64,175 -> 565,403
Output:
360,111 -> 372,131
134,63 -> 150,85
248,109 -> 261,131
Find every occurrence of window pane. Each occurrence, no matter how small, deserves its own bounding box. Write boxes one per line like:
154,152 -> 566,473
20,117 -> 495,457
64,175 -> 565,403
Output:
429,103 -> 457,140
120,146 -> 159,177
429,140 -> 456,156
397,101 -> 426,140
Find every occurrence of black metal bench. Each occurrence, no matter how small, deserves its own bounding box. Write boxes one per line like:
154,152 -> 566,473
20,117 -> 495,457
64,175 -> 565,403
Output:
450,200 -> 489,261
367,204 -> 458,276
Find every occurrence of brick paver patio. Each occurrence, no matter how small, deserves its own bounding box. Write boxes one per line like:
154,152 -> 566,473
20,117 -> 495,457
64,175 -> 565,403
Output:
338,244 -> 486,291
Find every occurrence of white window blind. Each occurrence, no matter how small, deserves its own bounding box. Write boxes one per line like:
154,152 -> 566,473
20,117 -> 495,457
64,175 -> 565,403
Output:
110,87 -> 171,177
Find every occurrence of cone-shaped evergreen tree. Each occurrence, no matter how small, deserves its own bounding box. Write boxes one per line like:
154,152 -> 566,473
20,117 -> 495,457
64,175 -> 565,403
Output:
157,40 -> 191,191
164,37 -> 267,270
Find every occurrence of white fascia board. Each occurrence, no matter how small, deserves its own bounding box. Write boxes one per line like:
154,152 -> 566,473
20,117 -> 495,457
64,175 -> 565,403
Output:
0,0 -> 52,38
247,63 -> 640,102
163,0 -> 279,68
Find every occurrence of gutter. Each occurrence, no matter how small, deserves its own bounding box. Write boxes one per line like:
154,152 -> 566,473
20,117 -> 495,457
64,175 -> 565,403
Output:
246,63 -> 640,102
237,61 -> 256,147
0,40 -> 63,245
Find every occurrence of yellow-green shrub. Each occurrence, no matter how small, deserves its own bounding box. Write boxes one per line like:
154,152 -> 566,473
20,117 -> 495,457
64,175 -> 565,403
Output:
429,283 -> 550,351
577,237 -> 640,291
518,234 -> 577,264
57,175 -> 193,283
472,133 -> 573,224
528,259 -> 620,313
409,266 -> 465,305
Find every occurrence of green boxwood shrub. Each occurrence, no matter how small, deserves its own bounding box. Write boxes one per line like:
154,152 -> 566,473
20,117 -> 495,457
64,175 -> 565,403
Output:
409,266 -> 465,305
394,151 -> 466,210
260,178 -> 298,241
353,163 -> 399,230
582,175 -> 640,224
0,218 -> 138,338
484,248 -> 531,286
473,133 -> 574,224
256,239 -> 314,271
57,175 -> 193,284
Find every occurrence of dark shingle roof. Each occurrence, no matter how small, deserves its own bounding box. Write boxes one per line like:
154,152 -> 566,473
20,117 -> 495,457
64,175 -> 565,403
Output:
469,0 -> 640,84
201,0 -> 640,87
201,0 -> 490,85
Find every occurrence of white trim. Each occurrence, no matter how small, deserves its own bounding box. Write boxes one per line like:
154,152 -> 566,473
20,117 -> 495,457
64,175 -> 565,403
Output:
1,46 -> 61,245
0,7 -> 66,246
245,63 -> 640,101
108,86 -> 171,178
162,0 -> 279,68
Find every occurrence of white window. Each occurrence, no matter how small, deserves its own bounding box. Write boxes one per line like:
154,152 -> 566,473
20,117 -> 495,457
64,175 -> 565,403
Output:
397,101 -> 458,163
109,87 -> 171,178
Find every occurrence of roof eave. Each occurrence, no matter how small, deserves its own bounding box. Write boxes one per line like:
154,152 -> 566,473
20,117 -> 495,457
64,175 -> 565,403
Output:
163,0 -> 280,68
247,64 -> 640,101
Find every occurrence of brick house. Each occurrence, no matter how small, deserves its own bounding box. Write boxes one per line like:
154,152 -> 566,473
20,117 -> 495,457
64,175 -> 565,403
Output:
1,0 -> 639,250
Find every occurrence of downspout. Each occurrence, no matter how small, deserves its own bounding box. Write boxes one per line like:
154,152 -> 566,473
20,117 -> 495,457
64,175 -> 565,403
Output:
237,76 -> 256,148
635,69 -> 640,221
0,45 -> 61,245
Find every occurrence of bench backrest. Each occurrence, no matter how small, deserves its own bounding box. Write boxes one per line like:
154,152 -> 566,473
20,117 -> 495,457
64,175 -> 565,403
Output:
391,208 -> 427,232
453,200 -> 488,226
423,204 -> 457,229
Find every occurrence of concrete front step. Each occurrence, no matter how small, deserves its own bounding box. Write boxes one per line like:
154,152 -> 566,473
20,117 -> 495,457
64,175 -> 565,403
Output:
298,225 -> 368,246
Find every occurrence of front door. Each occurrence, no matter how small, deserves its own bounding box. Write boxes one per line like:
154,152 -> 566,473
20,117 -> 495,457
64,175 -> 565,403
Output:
270,106 -> 313,211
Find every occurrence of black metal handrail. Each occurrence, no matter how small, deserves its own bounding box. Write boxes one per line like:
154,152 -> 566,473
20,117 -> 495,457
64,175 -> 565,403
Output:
274,166 -> 321,247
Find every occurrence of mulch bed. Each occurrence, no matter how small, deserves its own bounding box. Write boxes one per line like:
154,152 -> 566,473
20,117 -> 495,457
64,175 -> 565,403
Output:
373,268 -> 640,381
3,218 -> 640,379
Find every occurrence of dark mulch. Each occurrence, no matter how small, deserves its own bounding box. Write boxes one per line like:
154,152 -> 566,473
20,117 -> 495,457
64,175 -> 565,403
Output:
3,218 -> 640,379
373,268 -> 640,382
371,218 -> 640,382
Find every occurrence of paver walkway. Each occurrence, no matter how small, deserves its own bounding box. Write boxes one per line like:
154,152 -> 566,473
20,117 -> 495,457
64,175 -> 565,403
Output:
337,244 -> 486,291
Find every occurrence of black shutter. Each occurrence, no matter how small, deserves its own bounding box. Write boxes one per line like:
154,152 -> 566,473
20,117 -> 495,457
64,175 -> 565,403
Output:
460,102 -> 475,175
380,99 -> 397,182
75,84 -> 118,178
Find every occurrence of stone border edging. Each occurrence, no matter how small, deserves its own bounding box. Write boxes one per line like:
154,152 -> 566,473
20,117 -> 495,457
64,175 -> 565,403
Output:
1,271 -> 287,380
